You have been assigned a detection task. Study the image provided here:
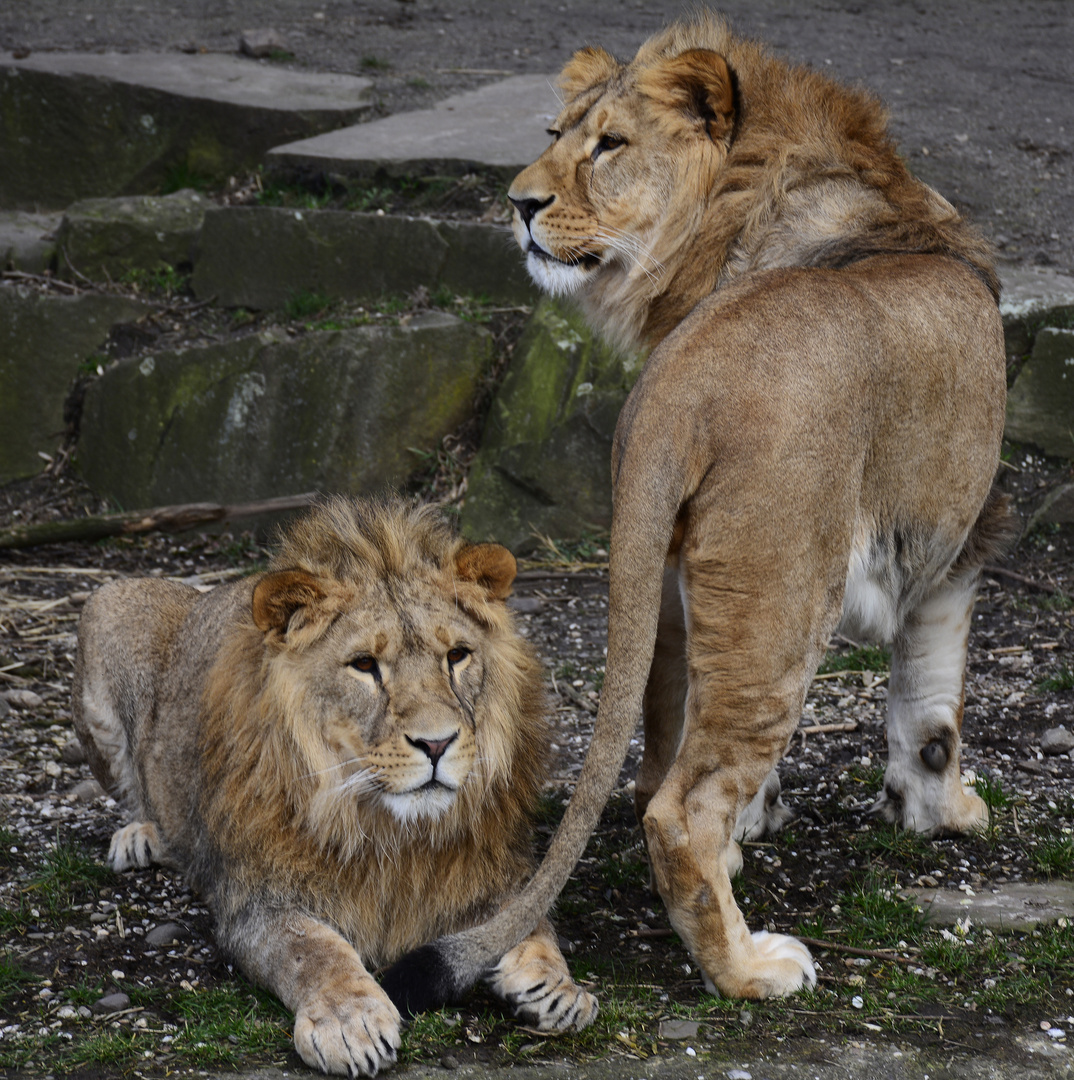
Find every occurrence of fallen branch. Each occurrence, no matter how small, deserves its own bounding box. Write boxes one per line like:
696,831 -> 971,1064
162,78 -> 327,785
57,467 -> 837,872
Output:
0,493 -> 319,550
797,936 -> 920,966
799,720 -> 859,736
983,564 -> 1063,595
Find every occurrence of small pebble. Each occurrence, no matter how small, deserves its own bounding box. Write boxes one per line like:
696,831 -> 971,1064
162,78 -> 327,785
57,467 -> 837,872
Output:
145,922 -> 185,946
91,992 -> 130,1014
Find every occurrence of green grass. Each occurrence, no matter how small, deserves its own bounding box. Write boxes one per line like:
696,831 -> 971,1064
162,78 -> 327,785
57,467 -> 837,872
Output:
283,290 -> 333,321
1038,665 -> 1074,692
361,55 -> 391,70
21,840 -> 113,921
119,263 -> 190,297
1031,833 -> 1074,877
817,645 -> 891,675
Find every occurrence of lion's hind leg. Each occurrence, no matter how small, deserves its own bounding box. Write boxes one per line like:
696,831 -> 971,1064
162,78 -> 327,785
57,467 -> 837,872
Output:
485,917 -> 598,1031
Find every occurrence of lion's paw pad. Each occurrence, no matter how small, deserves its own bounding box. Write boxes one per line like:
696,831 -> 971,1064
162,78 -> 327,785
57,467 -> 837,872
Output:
751,930 -> 816,991
294,995 -> 401,1077
108,822 -> 161,872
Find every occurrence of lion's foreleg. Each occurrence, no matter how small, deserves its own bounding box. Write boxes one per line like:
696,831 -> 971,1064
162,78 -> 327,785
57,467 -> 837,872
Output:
876,570 -> 987,835
221,905 -> 401,1077
484,916 -> 598,1032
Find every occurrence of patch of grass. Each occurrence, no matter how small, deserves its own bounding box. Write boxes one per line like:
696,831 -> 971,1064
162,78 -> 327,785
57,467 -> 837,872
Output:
407,77 -> 432,89
1031,833 -> 1074,877
835,871 -> 926,950
817,645 -> 891,675
361,55 -> 392,70
850,822 -> 935,862
161,160 -> 215,194
283,290 -> 333,321
120,263 -> 190,298
347,185 -> 395,212
1038,665 -> 1074,692
0,952 -> 38,1008
20,839 -> 113,923
526,532 -> 610,569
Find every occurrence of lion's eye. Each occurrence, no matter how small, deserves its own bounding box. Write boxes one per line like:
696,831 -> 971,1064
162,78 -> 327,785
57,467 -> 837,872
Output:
546,127 -> 562,142
446,646 -> 470,666
349,655 -> 380,680
593,133 -> 625,159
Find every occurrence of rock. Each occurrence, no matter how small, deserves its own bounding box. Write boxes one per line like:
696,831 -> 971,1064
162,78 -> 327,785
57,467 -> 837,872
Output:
0,696 -> 8,720
91,992 -> 130,1014
0,210 -> 61,273
905,881 -> 1074,929
191,207 -> 536,310
145,921 -> 186,946
658,1019 -> 700,1040
60,738 -> 86,765
57,189 -> 207,281
1005,326 -> 1074,459
4,689 -> 44,709
268,74 -> 560,185
461,297 -> 646,550
0,52 -> 372,208
1041,726 -> 1074,756
240,29 -> 289,59
77,312 -> 492,508
68,779 -> 105,803
0,288 -> 147,484
1027,482 -> 1074,530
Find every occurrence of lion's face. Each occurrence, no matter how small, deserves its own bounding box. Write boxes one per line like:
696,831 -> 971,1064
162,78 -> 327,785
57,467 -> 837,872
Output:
508,45 -> 734,306
248,530 -> 533,833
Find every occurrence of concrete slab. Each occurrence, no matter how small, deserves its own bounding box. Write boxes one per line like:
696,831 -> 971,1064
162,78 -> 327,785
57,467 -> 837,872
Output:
0,53 -> 373,208
906,881 -> 1074,930
268,74 -> 560,182
0,210 -> 61,273
1000,266 -> 1074,322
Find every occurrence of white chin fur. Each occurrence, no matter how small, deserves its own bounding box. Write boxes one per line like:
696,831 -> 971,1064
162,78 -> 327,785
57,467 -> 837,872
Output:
526,251 -> 589,296
381,786 -> 457,825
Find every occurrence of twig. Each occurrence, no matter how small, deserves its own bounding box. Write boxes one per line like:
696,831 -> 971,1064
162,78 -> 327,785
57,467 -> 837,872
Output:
797,936 -> 919,965
983,564 -> 1062,595
799,721 -> 859,736
556,681 -> 598,715
1,270 -> 81,293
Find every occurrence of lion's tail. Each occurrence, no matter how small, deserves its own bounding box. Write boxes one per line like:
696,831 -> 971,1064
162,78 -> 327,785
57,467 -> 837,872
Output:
380,456 -> 683,1015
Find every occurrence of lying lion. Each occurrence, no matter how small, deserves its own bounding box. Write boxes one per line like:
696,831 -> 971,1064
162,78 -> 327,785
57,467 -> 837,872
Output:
73,497 -> 596,1076
380,12 -> 1017,1011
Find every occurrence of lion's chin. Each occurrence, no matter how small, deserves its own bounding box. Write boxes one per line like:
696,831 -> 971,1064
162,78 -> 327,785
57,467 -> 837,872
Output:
525,248 -> 596,296
380,786 -> 458,826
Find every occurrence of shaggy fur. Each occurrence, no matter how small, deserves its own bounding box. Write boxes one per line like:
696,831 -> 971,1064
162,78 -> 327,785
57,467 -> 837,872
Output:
383,12 -> 1015,1012
73,498 -> 596,1077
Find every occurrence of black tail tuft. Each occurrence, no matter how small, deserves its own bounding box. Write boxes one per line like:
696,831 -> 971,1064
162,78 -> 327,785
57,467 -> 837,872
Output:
380,943 -> 466,1017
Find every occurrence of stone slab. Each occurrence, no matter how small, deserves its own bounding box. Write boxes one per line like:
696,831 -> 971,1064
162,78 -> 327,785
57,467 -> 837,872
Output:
57,189 -> 208,280
1000,266 -> 1074,323
267,74 -> 560,182
191,206 -> 537,309
0,210 -> 61,273
906,881 -> 1074,929
0,53 -> 373,208
1006,325 -> 1074,459
0,288 -> 147,484
76,312 -> 492,508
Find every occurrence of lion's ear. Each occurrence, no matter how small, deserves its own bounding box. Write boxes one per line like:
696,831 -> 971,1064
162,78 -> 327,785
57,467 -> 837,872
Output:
558,46 -> 618,101
640,48 -> 735,144
252,569 -> 327,634
455,543 -> 517,601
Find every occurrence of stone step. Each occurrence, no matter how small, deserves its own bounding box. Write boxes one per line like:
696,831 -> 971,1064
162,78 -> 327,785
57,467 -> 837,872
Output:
267,74 -> 560,184
0,211 -> 62,274
0,52 -> 373,209
76,313 -> 492,510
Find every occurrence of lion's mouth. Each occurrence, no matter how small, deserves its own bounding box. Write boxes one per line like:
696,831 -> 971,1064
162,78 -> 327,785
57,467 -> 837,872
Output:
529,241 -> 601,271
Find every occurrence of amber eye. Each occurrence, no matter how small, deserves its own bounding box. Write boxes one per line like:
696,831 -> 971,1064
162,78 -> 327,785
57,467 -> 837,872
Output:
593,133 -> 625,159
446,646 -> 470,666
350,655 -> 379,678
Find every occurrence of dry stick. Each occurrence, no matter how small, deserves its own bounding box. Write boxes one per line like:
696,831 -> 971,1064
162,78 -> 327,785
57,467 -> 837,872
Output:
0,493 -> 319,551
983,564 -> 1063,595
799,721 -> 859,736
797,936 -> 920,965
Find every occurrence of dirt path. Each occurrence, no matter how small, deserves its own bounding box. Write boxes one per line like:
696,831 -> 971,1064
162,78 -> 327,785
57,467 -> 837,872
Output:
2,0 -> 1071,274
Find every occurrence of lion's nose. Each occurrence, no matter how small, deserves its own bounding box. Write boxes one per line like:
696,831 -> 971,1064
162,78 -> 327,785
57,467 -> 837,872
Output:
407,733 -> 458,767
509,194 -> 553,228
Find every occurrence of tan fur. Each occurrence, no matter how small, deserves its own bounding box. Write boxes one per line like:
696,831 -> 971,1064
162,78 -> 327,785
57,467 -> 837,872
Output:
73,498 -> 596,1076
395,13 -> 1015,1008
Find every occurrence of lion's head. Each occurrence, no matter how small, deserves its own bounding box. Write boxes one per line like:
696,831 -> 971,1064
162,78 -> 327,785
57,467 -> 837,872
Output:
509,13 -> 996,349
199,498 -> 547,879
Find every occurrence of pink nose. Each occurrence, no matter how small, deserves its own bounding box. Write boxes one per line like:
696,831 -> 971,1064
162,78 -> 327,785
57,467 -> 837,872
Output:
407,734 -> 457,767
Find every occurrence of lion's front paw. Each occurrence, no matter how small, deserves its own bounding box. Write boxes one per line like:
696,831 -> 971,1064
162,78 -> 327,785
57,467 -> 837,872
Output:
701,931 -> 816,1000
487,941 -> 598,1032
294,979 -> 402,1077
108,822 -> 162,871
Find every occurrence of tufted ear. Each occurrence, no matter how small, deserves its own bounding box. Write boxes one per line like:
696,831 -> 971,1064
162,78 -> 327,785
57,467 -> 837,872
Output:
252,569 -> 327,635
455,543 -> 517,601
639,48 -> 735,144
557,46 -> 619,101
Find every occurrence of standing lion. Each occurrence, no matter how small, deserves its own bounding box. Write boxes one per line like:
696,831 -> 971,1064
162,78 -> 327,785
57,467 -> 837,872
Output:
73,498 -> 596,1076
381,12 -> 1016,1010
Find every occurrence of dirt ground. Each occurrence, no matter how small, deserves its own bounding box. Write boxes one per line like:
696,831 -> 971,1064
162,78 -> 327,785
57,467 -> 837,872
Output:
0,0 -> 1071,275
